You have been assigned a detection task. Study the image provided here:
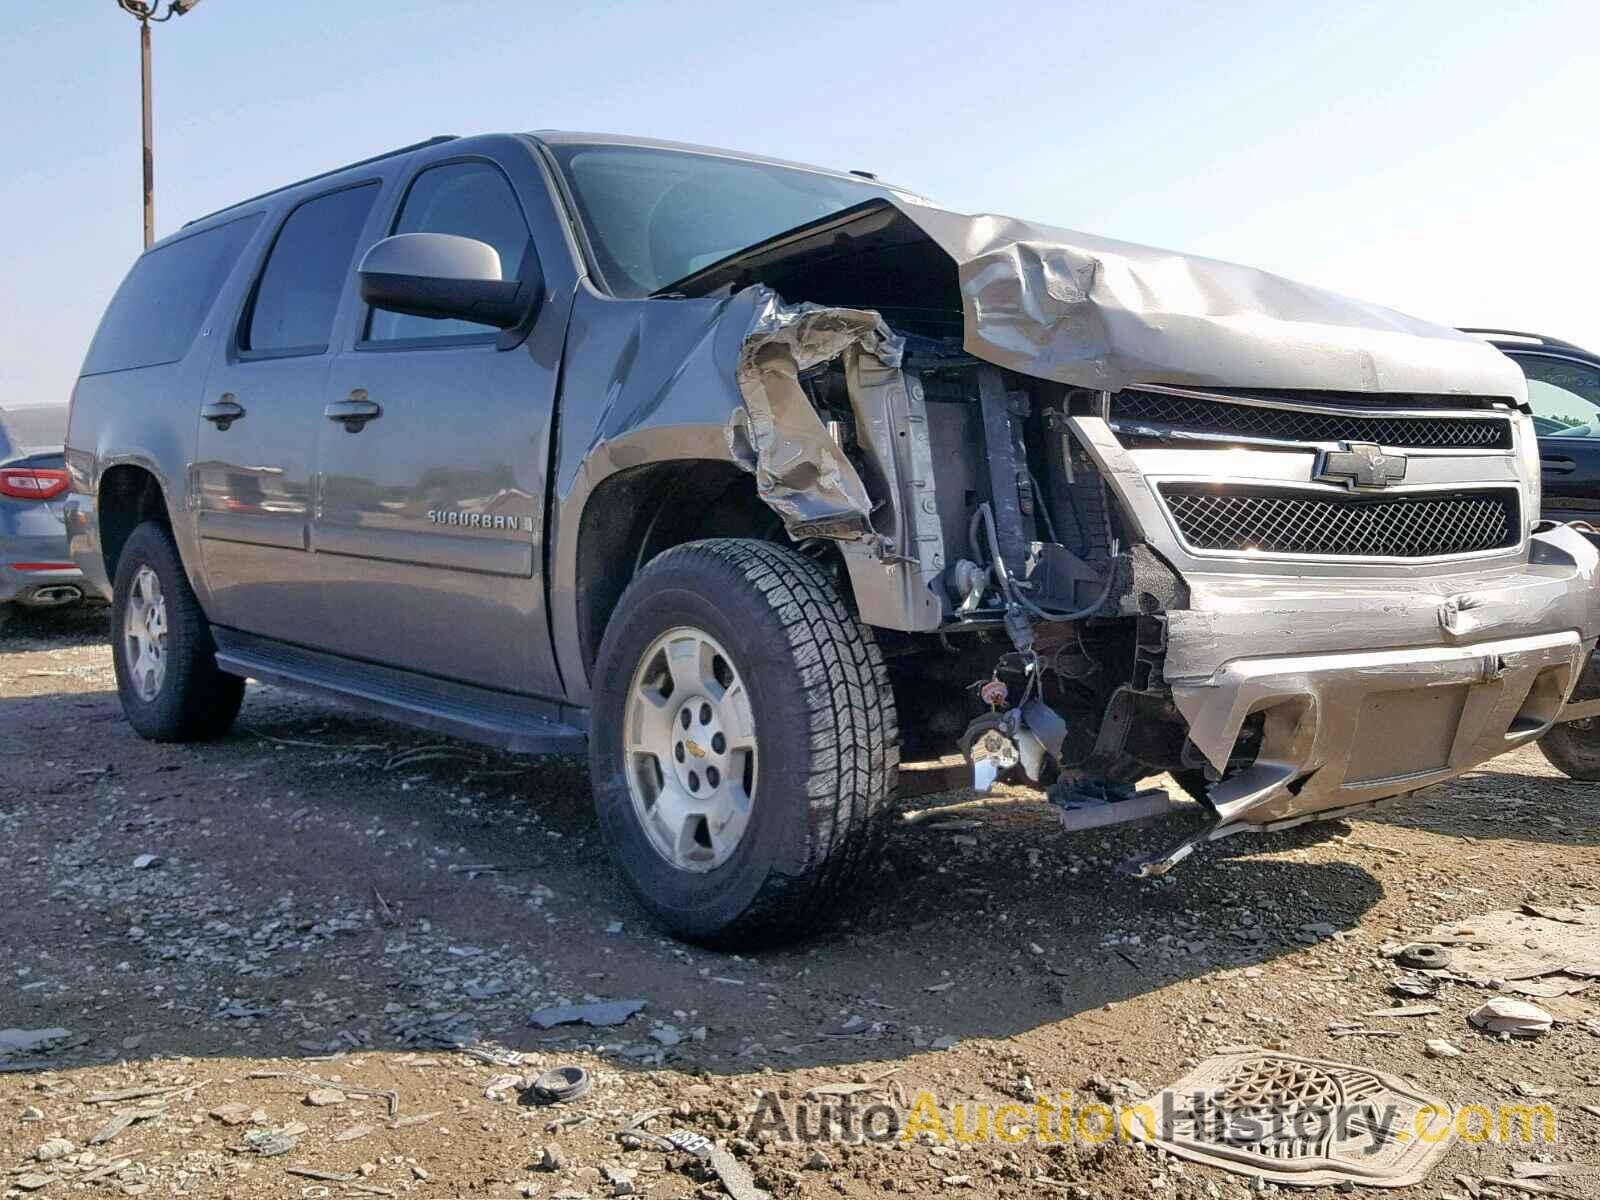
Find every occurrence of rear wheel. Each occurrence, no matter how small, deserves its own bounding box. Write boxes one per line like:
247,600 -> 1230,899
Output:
111,521 -> 244,742
1537,719 -> 1600,781
589,539 -> 897,948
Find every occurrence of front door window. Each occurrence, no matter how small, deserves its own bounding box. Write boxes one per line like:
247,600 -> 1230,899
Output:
1519,356 -> 1600,438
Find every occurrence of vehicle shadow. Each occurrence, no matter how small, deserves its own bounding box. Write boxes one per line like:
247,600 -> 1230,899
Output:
1360,763 -> 1600,846
0,679 -> 1387,1081
0,600 -> 108,648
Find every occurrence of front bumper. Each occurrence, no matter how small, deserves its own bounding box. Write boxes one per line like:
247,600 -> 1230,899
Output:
1167,522 -> 1600,826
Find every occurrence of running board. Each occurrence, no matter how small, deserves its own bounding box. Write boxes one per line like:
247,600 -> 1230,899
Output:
211,628 -> 587,755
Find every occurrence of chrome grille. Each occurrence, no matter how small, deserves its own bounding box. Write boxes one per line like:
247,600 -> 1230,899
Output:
1160,486 -> 1518,558
1113,390 -> 1511,450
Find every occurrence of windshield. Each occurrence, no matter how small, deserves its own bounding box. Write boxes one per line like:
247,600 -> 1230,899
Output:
547,143 -> 898,298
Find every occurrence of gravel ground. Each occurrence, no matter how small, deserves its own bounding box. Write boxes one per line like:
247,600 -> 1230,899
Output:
2,604 -> 1598,1199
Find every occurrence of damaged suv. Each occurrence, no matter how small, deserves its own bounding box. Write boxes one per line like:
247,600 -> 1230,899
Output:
66,132 -> 1600,946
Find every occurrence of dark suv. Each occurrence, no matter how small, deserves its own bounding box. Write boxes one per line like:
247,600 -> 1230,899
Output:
1470,329 -> 1600,779
65,133 -> 1600,946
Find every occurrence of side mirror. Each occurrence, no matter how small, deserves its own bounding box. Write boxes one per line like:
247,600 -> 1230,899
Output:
358,233 -> 536,329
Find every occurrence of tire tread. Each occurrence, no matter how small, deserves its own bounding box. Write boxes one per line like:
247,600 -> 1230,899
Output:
603,538 -> 898,947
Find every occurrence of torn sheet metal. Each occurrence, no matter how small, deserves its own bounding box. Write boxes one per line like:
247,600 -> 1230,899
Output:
1417,906 -> 1600,997
675,196 -> 1525,399
727,292 -> 901,537
892,199 -> 1525,398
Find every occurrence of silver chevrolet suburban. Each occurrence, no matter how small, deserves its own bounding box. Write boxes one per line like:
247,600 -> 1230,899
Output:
65,132 -> 1600,947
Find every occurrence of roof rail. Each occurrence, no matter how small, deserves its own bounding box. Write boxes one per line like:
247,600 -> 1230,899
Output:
181,135 -> 459,228
1458,327 -> 1586,353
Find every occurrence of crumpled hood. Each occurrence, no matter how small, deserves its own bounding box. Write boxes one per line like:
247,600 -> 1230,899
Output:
881,197 -> 1526,399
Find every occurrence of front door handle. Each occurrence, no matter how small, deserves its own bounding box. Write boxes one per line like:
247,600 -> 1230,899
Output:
201,394 -> 245,431
324,389 -> 382,433
1541,456 -> 1577,474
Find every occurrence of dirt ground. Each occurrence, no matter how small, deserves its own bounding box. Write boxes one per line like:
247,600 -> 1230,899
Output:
2,604 -> 1597,1200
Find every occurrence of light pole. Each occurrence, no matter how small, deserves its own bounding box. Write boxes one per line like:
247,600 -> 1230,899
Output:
114,0 -> 204,249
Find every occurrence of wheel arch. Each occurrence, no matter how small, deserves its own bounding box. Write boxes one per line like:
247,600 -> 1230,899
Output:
573,460 -> 788,676
98,462 -> 173,583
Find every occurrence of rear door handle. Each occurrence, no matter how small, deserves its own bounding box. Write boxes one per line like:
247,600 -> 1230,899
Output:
1541,456 -> 1577,474
324,389 -> 382,433
201,394 -> 245,430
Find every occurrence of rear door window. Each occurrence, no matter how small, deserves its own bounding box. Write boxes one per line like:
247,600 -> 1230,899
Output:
242,183 -> 380,356
80,213 -> 261,376
365,161 -> 530,343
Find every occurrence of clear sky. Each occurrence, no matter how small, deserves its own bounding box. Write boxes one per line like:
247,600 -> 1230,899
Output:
3,0 -> 1597,409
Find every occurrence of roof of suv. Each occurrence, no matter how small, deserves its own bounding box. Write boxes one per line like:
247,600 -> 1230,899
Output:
1464,328 -> 1600,365
182,131 -> 914,235
529,130 -> 912,193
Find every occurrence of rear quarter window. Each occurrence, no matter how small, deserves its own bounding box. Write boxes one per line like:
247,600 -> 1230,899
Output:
81,213 -> 261,377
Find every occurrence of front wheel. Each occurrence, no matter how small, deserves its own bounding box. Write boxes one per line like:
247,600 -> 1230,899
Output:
111,520 -> 244,742
1537,719 -> 1600,781
588,539 -> 897,948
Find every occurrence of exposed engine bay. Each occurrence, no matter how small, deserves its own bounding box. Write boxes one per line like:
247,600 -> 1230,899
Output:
656,194 -> 1600,876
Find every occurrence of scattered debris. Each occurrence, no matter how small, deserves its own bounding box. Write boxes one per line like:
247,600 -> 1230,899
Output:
1469,997 -> 1554,1038
664,1127 -> 771,1200
1510,1162 -> 1600,1180
248,1070 -> 400,1118
305,1086 -> 346,1106
287,1167 -> 359,1183
1394,943 -> 1453,970
388,1111 -> 442,1129
483,1072 -> 524,1101
84,1084 -> 198,1105
332,1123 -> 374,1142
131,853 -> 162,869
1391,975 -> 1441,998
90,1106 -> 163,1144
1424,1038 -> 1462,1058
538,1143 -> 568,1172
1361,1004 -> 1441,1018
33,1138 -> 74,1162
528,999 -> 646,1029
0,1027 -> 71,1055
241,1129 -> 298,1156
1422,906 -> 1600,996
530,1065 -> 592,1105
1480,1176 -> 1587,1198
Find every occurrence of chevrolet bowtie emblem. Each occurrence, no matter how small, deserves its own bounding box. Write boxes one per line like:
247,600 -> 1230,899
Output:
1313,441 -> 1408,489
683,738 -> 708,760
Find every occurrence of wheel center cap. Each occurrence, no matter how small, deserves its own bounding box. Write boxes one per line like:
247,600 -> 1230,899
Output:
670,695 -> 728,796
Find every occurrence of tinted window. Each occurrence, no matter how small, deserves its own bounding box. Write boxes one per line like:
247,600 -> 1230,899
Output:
367,162 -> 530,342
1518,356 -> 1600,438
244,183 -> 379,354
81,214 -> 260,376
547,144 -> 895,297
